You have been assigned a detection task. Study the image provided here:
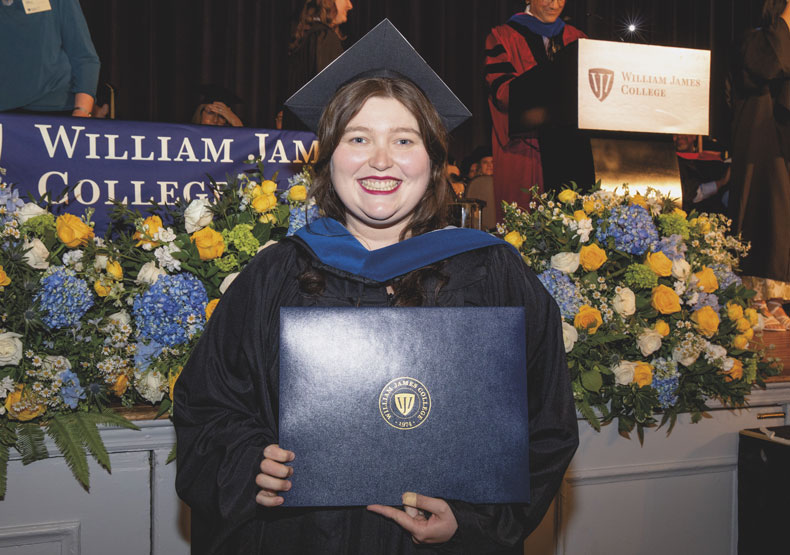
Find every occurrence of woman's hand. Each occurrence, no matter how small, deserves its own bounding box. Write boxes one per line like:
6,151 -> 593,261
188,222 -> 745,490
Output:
255,444 -> 295,507
205,101 -> 243,127
367,492 -> 458,544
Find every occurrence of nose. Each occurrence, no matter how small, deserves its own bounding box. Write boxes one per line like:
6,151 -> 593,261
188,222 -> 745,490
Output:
369,143 -> 393,171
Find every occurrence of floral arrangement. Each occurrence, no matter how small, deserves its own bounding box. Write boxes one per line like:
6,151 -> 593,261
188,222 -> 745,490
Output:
500,185 -> 781,441
0,161 -> 317,495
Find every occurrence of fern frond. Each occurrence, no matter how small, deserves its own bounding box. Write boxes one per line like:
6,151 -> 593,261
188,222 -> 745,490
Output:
16,422 -> 48,465
0,443 -> 9,499
166,442 -> 177,465
46,415 -> 90,492
81,409 -> 141,431
71,413 -> 111,473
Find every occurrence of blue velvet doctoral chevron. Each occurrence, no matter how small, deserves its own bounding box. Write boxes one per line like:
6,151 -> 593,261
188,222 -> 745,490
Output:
278,306 -> 529,507
295,217 -> 515,282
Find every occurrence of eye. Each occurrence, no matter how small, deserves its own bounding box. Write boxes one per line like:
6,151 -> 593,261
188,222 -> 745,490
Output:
396,138 -> 413,146
349,136 -> 367,144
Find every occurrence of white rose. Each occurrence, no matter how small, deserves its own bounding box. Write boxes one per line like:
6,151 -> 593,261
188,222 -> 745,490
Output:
184,198 -> 214,233
671,258 -> 691,280
219,272 -> 239,294
562,322 -> 578,353
672,345 -> 699,367
135,261 -> 166,285
257,239 -> 278,253
637,329 -> 662,357
612,287 -> 636,317
23,237 -> 50,270
722,357 -> 736,372
0,332 -> 24,366
108,310 -> 131,327
551,252 -> 580,274
611,361 -> 637,385
705,343 -> 727,361
17,202 -> 47,224
135,371 -> 165,403
94,254 -> 108,272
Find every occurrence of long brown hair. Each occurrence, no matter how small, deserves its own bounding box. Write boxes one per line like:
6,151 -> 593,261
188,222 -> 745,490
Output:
289,0 -> 345,54
311,76 -> 450,240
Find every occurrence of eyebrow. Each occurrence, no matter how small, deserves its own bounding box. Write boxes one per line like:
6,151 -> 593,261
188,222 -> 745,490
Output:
343,125 -> 421,135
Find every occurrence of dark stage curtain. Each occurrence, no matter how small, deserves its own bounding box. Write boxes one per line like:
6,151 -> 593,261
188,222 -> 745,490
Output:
79,0 -> 764,162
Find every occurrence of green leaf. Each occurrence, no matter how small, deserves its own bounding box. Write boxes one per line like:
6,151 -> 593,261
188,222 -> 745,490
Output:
71,413 -> 111,473
16,422 -> 48,465
0,442 -> 9,499
581,369 -> 603,393
155,398 -> 172,419
81,409 -> 140,432
46,415 -> 91,491
578,401 -> 601,432
166,442 -> 177,465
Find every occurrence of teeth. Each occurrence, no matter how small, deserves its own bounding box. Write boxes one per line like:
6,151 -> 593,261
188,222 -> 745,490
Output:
359,179 -> 401,191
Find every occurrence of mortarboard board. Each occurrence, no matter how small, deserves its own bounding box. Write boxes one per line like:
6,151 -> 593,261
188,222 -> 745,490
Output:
284,19 -> 471,132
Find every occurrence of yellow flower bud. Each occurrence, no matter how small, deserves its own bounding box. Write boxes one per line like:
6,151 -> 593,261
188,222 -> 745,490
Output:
106,260 -> 123,281
630,194 -> 648,209
673,207 -> 687,218
0,265 -> 10,287
633,362 -> 653,387
726,302 -> 744,322
261,180 -> 277,194
133,215 -> 163,248
651,285 -> 681,314
723,358 -> 744,381
744,308 -> 758,326
691,306 -> 720,337
288,185 -> 307,202
190,227 -> 225,261
113,374 -> 129,397
94,279 -> 111,297
252,192 -> 277,213
573,210 -> 588,221
579,243 -> 607,271
56,213 -> 94,248
504,231 -> 524,250
205,298 -> 220,321
574,305 -> 603,334
654,320 -> 670,337
741,327 -> 754,341
732,335 -> 749,349
735,317 -> 752,333
693,266 -> 719,293
259,213 -> 277,224
646,251 -> 672,277
557,189 -> 577,204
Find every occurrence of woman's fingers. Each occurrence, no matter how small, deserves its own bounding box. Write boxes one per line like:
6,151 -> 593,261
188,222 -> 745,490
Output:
255,445 -> 295,507
263,444 -> 295,463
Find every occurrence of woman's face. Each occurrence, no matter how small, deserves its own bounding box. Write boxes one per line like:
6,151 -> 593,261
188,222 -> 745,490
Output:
330,96 -> 431,242
333,0 -> 352,26
529,0 -> 566,23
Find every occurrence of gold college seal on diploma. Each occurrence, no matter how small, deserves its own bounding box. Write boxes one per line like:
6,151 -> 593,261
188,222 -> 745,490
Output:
588,67 -> 615,102
378,377 -> 432,430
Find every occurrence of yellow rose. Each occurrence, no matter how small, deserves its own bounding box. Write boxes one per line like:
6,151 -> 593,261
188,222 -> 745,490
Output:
693,266 -> 718,293
744,308 -> 758,326
113,374 -> 129,397
169,367 -> 182,401
205,298 -> 220,321
288,185 -> 307,202
645,251 -> 672,277
741,327 -> 754,341
573,210 -> 588,221
557,189 -> 577,204
724,359 -> 744,382
191,227 -> 225,260
574,305 -> 603,334
579,244 -> 607,271
56,213 -> 94,248
735,317 -> 752,333
252,192 -> 277,213
94,279 -> 111,297
504,231 -> 524,250
696,216 -> 712,233
633,362 -> 653,387
106,260 -> 123,281
583,198 -> 603,214
630,194 -> 648,209
133,215 -> 163,248
732,334 -> 749,349
259,180 -> 277,194
673,207 -> 687,218
691,305 -> 720,337
726,302 -> 744,321
651,285 -> 681,314
4,385 -> 46,422
654,320 -> 670,337
259,213 -> 277,224
0,265 -> 10,287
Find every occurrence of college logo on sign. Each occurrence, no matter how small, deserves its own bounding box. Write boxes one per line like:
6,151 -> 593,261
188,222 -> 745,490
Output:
588,68 -> 615,102
378,377 -> 431,430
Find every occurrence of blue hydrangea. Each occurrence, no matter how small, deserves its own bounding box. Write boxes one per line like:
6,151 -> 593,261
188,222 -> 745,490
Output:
0,184 -> 24,225
690,291 -> 720,313
655,234 -> 688,261
134,339 -> 164,372
287,204 -> 320,236
132,273 -> 207,347
651,357 -> 679,408
34,267 -> 94,329
537,268 -> 583,320
58,369 -> 85,409
596,204 -> 659,255
710,263 -> 742,290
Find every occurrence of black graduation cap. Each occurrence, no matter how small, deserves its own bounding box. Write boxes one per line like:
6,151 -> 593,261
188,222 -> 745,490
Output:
198,83 -> 243,106
284,19 -> 471,132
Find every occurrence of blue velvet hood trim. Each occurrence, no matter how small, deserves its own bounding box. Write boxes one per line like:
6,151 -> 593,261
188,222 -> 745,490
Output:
508,12 -> 565,37
295,217 -> 514,282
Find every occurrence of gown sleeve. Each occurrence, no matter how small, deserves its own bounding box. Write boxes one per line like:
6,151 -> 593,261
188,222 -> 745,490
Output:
443,247 -> 579,553
173,252 -> 286,541
742,19 -> 790,86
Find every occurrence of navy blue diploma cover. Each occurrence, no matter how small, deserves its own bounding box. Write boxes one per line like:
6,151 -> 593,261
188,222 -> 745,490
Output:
278,307 -> 530,507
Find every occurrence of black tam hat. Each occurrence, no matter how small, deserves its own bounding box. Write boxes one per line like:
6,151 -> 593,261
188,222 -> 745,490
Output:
284,19 -> 470,132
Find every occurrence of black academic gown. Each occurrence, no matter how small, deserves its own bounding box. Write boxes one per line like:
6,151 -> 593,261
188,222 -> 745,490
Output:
174,230 -> 578,554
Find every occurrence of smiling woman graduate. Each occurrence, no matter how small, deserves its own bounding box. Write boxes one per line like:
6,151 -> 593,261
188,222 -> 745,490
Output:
173,20 -> 578,555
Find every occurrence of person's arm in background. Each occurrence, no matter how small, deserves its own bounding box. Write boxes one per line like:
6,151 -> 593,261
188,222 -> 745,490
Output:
59,0 -> 100,117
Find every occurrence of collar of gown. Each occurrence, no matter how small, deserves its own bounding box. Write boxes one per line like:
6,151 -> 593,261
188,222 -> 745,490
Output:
508,11 -> 566,38
294,217 -> 513,282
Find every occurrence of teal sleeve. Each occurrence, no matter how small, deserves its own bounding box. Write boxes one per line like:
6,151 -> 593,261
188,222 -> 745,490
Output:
58,0 -> 100,98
